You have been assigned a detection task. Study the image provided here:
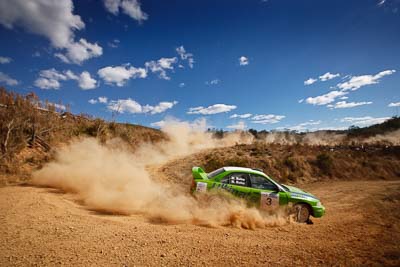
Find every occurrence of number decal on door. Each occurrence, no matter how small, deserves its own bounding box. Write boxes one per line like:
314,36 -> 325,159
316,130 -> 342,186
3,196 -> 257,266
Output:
260,192 -> 279,210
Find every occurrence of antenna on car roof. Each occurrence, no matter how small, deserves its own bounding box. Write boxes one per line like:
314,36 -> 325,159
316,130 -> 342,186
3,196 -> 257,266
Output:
252,168 -> 263,172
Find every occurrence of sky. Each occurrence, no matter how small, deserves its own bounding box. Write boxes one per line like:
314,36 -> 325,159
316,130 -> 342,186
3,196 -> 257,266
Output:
0,0 -> 399,131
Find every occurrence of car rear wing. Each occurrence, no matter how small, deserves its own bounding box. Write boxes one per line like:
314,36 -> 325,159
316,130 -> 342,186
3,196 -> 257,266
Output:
192,166 -> 208,180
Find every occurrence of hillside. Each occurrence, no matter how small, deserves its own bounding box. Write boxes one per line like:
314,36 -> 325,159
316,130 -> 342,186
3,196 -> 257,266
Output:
1,87 -> 400,186
0,88 -> 166,185
159,144 -> 400,190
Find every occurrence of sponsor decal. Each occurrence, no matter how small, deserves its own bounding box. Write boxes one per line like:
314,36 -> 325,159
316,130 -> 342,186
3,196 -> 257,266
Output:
290,192 -> 317,201
230,176 -> 246,186
211,183 -> 252,200
196,182 -> 208,193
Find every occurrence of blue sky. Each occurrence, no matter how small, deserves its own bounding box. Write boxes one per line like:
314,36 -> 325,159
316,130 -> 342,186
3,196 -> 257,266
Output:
0,0 -> 399,131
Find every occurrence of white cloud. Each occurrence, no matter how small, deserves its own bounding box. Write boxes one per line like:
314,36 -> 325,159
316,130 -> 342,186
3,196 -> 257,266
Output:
150,117 -> 210,130
55,39 -> 103,65
340,116 -> 390,126
304,72 -> 339,85
340,96 -> 348,100
98,65 -> 147,86
0,71 -> 18,86
34,77 -> 61,89
205,79 -> 220,85
278,120 -> 322,132
0,0 -> 83,48
378,0 -> 386,6
34,68 -> 97,90
304,70 -> 395,108
327,101 -> 372,109
150,120 -> 166,128
103,0 -> 148,22
298,99 -> 304,103
0,56 -> 11,64
187,104 -> 237,115
78,71 -> 97,90
239,56 -> 249,66
319,72 -> 340,81
98,96 -> 108,103
230,113 -> 252,119
107,98 -> 177,114
0,0 -> 102,65
179,82 -> 185,88
88,96 -> 108,104
108,98 -> 141,113
227,121 -> 247,130
337,70 -> 396,91
388,102 -> 400,107
305,90 -> 348,105
176,46 -> 194,68
251,114 -> 285,124
142,101 -> 178,115
145,57 -> 177,80
52,103 -> 66,111
304,78 -> 317,85
108,39 -> 120,48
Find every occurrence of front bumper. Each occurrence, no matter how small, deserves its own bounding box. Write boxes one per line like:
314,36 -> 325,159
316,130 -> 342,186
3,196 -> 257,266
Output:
312,205 -> 325,218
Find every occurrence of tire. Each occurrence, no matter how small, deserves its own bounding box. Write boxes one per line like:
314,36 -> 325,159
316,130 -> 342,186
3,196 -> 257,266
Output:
293,203 -> 311,223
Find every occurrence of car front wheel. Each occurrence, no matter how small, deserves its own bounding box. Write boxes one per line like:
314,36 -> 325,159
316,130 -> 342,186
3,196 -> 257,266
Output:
293,203 -> 311,223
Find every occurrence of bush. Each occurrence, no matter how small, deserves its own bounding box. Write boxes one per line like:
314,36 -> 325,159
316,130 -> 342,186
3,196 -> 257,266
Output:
283,156 -> 297,172
316,153 -> 333,175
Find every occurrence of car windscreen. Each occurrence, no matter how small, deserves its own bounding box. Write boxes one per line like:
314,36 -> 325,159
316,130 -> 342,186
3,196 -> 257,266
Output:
207,168 -> 224,178
279,183 -> 289,191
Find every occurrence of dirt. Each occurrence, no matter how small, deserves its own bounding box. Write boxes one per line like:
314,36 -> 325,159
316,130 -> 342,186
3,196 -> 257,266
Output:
1,179 -> 399,266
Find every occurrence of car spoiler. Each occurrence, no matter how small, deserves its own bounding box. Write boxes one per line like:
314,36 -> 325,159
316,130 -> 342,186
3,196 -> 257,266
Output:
192,167 -> 208,180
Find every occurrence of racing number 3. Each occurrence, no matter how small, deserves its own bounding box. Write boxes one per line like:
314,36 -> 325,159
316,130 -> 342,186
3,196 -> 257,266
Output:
260,192 -> 279,210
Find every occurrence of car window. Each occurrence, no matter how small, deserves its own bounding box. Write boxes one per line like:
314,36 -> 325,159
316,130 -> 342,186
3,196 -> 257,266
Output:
208,168 -> 224,178
249,174 -> 278,191
221,172 -> 249,186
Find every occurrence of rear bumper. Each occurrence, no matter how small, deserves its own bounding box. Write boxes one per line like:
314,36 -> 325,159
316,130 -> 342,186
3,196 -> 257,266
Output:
312,205 -> 325,218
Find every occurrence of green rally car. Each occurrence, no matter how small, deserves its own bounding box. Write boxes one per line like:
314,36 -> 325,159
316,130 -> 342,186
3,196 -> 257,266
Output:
191,166 -> 325,223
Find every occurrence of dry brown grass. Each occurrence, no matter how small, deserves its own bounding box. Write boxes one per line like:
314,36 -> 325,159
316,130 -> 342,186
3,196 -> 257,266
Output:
0,88 -> 166,185
161,142 -> 400,190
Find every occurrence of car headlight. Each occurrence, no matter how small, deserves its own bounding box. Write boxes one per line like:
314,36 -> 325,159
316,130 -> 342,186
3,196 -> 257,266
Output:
315,201 -> 322,207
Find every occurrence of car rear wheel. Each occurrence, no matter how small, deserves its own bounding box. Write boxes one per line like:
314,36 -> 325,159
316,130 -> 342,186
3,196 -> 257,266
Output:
293,203 -> 311,223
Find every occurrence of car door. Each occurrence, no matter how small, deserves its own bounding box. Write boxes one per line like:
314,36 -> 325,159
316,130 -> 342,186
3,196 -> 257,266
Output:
248,174 -> 287,210
217,172 -> 257,202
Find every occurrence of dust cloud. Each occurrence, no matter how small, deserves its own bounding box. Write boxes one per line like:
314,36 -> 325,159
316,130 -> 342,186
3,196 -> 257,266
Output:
32,120 -> 286,229
363,129 -> 400,145
263,131 -> 346,146
263,130 -> 400,146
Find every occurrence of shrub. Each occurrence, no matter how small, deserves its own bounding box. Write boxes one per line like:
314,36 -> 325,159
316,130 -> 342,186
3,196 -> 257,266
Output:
283,156 -> 297,172
316,153 -> 333,175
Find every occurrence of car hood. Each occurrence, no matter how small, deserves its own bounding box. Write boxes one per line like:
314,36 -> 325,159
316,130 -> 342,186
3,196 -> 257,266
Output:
282,184 -> 319,201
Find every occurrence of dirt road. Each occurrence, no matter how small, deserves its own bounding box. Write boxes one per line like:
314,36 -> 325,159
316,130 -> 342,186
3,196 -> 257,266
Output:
1,179 -> 399,266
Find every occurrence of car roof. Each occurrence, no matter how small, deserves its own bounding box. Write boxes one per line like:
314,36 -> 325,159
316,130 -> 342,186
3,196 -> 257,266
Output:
223,166 -> 266,176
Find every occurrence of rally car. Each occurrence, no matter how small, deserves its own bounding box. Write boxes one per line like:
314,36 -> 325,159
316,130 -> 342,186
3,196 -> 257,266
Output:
191,166 -> 325,223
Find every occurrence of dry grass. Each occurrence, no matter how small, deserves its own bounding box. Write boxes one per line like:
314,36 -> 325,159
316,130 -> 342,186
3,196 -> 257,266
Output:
0,88 -> 166,185
161,143 -> 400,190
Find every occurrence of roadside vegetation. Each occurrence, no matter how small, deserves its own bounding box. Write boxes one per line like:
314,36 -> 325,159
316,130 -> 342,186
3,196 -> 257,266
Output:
1,87 -> 399,186
0,87 -> 165,185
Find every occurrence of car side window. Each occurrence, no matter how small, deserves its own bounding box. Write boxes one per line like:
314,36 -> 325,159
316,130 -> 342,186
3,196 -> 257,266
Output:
221,172 -> 249,186
249,174 -> 277,191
